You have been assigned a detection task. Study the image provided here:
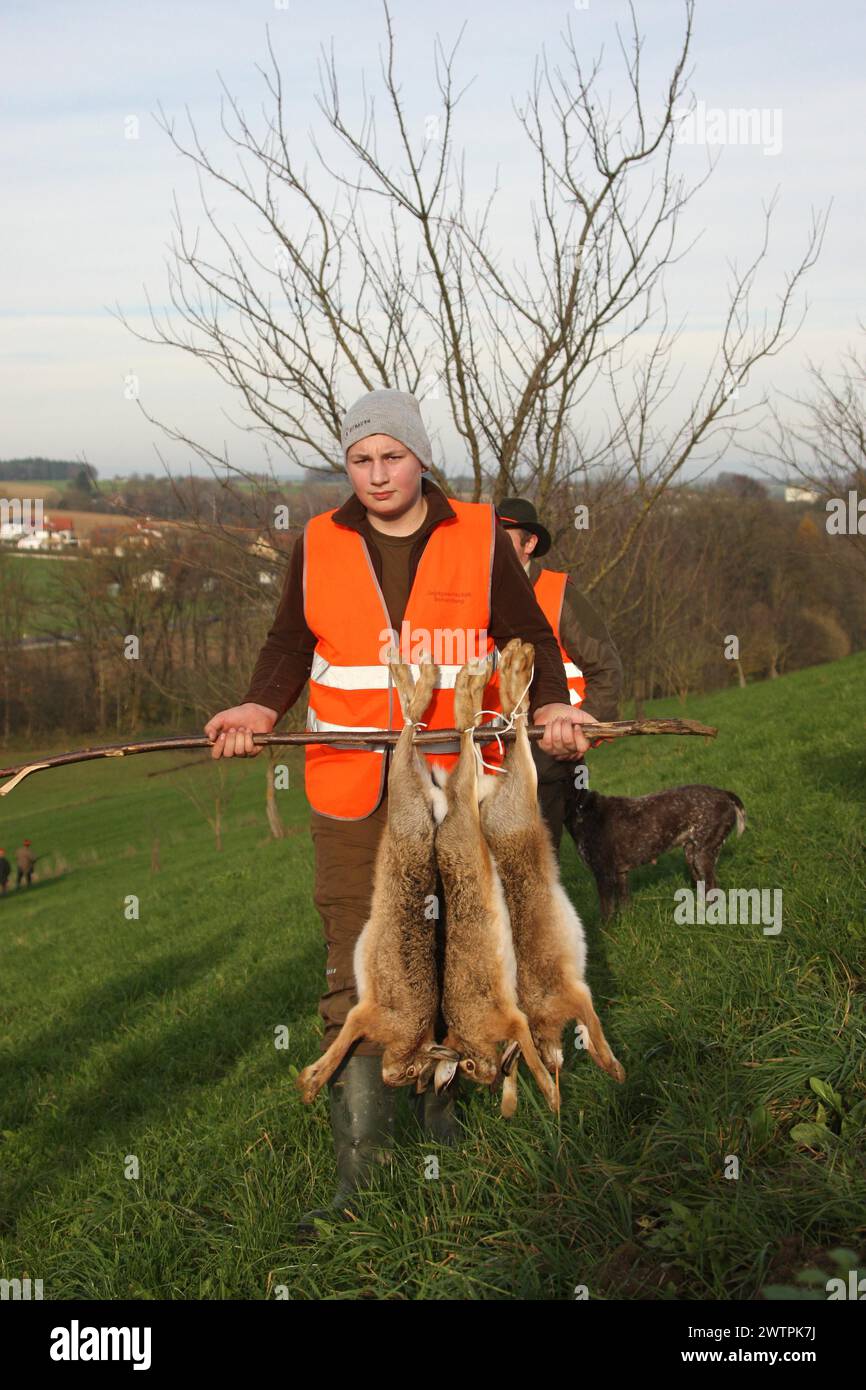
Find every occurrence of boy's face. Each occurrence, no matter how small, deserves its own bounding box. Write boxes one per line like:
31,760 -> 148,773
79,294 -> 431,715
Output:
346,434 -> 423,520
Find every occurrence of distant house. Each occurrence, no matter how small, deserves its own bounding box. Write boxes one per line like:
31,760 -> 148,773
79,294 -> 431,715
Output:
136,569 -> 165,591
45,514 -> 77,547
764,481 -> 822,505
248,531 -> 297,560
784,485 -> 820,505
16,530 -> 52,551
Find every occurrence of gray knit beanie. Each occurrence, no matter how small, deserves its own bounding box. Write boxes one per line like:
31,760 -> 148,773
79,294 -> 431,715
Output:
340,388 -> 432,471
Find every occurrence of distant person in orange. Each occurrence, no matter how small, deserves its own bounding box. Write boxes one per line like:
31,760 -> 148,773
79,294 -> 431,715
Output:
0,849 -> 10,895
16,840 -> 35,889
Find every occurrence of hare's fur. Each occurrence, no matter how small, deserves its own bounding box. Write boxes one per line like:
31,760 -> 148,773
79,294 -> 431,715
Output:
479,639 -> 625,1116
296,661 -> 442,1102
432,657 -> 559,1110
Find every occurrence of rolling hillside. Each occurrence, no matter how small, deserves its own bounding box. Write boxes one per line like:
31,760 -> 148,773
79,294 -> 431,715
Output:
0,654 -> 864,1299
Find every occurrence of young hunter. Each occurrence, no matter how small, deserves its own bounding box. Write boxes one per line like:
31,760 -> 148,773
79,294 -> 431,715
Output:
204,388 -> 597,1235
494,497 -> 623,849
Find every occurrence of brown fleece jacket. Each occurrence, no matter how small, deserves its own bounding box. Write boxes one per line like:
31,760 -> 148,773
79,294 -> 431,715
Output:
243,476 -> 574,719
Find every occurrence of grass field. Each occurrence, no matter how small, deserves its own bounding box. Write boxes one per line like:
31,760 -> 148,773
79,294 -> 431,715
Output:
0,481 -> 65,505
1,554 -> 85,638
0,655 -> 864,1300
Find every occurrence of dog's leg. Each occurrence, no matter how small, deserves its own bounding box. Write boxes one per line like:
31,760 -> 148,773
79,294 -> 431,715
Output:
684,840 -> 719,891
596,872 -> 617,921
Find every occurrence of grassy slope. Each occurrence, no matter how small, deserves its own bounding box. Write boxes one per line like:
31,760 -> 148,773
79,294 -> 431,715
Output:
0,655 -> 864,1300
4,553 -> 82,637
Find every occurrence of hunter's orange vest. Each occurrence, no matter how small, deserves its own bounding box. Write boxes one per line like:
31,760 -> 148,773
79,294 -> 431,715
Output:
533,569 -> 586,708
303,499 -> 506,819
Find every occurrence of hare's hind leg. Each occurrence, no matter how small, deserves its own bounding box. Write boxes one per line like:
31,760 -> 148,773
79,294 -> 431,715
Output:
497,638 -> 534,718
566,982 -> 625,1083
296,1001 -> 376,1102
452,656 -> 493,732
390,657 -> 437,726
507,1012 -> 559,1112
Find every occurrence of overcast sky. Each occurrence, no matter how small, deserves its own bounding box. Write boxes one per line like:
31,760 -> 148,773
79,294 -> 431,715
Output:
2,0 -> 863,480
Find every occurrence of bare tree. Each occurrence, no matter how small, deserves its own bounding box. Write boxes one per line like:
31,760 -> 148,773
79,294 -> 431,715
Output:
180,761 -> 231,852
114,0 -> 824,594
768,331 -> 866,570
265,748 -> 287,840
0,555 -> 32,743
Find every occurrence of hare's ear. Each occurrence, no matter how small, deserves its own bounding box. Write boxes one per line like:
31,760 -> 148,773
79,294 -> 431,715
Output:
499,1040 -> 521,1076
434,1057 -> 459,1093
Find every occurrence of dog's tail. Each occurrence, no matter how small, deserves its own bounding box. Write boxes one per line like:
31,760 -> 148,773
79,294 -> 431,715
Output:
727,792 -> 747,836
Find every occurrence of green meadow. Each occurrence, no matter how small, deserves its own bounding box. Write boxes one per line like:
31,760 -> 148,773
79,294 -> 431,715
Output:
0,655 -> 864,1300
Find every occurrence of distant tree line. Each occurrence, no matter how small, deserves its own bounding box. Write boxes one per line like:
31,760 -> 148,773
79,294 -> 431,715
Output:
0,473 -> 862,744
0,459 -> 99,483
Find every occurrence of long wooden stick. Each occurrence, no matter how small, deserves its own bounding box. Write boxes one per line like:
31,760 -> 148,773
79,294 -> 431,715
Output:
0,719 -> 716,796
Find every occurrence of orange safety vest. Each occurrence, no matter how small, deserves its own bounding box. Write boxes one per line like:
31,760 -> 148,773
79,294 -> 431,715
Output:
533,569 -> 586,708
303,498 -> 506,819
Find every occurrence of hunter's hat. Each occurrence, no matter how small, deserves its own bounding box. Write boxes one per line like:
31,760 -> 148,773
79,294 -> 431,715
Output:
495,496 -> 551,558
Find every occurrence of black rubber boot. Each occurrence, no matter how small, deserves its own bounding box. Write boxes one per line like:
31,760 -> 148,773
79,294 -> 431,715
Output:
408,1077 -> 462,1145
296,1052 -> 396,1242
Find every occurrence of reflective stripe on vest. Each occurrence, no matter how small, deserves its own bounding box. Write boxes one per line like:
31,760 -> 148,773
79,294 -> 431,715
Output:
309,653 -> 488,691
533,568 -> 586,707
303,497 -> 505,819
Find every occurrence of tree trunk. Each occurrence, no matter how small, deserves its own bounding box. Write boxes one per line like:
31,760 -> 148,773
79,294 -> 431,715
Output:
97,658 -> 107,731
266,754 -> 286,840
